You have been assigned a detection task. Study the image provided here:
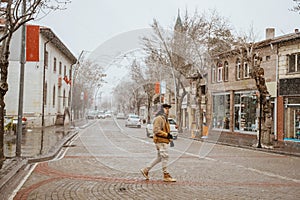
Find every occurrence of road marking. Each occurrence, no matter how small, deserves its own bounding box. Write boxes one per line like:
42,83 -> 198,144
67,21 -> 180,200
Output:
8,163 -> 37,200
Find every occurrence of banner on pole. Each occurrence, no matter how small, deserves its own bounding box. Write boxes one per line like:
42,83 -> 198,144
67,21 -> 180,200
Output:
26,25 -> 40,62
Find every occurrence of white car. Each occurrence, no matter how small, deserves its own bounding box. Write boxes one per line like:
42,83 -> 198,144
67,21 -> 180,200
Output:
125,114 -> 142,128
116,113 -> 126,119
146,118 -> 178,139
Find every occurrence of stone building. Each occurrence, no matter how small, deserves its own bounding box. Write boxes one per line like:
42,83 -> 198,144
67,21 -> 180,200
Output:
206,28 -> 300,142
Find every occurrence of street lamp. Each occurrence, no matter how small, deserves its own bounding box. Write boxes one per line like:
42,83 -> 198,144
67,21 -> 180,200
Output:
70,50 -> 90,124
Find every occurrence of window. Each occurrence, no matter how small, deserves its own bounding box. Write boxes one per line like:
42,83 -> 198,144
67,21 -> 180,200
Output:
212,64 -> 216,83
53,86 -> 56,107
224,61 -> 229,81
244,62 -> 250,78
59,62 -> 62,75
212,94 -> 230,129
64,65 -> 67,77
63,89 -> 66,107
217,61 -> 223,82
44,51 -> 48,69
288,53 -> 300,73
69,67 -> 72,81
53,58 -> 57,72
236,59 -> 241,80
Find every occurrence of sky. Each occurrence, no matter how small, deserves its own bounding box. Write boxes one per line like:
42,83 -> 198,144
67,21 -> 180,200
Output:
36,0 -> 299,57
34,0 -> 299,100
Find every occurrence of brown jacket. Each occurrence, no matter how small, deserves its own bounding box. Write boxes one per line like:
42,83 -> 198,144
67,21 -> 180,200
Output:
153,115 -> 171,144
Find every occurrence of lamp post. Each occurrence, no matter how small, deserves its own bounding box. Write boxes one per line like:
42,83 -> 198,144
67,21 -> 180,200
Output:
70,50 -> 89,123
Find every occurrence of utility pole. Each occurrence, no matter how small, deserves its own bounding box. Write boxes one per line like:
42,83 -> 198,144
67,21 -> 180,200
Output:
16,0 -> 26,157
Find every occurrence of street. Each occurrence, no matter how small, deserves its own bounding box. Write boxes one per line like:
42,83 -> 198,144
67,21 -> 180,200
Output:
11,118 -> 300,199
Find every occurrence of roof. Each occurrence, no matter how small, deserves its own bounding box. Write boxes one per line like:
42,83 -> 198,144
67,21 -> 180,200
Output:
40,26 -> 77,64
213,31 -> 300,59
256,31 -> 300,48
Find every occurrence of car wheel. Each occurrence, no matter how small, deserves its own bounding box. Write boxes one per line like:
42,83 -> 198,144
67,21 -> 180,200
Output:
138,125 -> 141,128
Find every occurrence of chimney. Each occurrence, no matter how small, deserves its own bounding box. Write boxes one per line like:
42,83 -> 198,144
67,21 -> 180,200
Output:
266,28 -> 275,40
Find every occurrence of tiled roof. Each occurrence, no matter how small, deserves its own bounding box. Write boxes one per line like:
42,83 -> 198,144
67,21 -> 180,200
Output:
40,26 -> 77,64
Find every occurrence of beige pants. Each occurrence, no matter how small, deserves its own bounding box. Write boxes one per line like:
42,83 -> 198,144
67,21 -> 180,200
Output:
147,143 -> 169,173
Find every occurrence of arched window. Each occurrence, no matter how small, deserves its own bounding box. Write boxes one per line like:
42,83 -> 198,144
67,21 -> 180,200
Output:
224,61 -> 229,81
63,89 -> 66,107
244,62 -> 250,78
212,64 -> 216,83
53,85 -> 56,107
217,61 -> 223,82
236,59 -> 241,80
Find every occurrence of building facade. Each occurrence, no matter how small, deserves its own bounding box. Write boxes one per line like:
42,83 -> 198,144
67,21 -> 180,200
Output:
6,25 -> 76,128
206,28 -> 300,142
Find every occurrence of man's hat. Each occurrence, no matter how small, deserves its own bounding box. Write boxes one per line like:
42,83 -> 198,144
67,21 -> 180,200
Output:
162,103 -> 172,108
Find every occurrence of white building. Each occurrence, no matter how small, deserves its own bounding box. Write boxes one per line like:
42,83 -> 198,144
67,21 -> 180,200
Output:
6,25 -> 77,128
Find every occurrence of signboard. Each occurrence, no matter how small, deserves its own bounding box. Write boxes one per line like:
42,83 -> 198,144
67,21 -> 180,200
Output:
279,78 -> 300,96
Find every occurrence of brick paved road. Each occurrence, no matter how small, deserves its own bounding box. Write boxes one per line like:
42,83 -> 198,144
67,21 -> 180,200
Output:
12,118 -> 300,199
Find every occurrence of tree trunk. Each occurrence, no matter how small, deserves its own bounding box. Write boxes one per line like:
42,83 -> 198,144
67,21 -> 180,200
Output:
197,79 -> 203,138
0,50 -> 10,169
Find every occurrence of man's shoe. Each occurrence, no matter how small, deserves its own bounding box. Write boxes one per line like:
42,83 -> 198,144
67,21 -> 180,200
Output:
163,173 -> 176,182
140,168 -> 149,180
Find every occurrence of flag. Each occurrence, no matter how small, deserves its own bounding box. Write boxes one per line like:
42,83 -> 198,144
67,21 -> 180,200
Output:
26,25 -> 40,62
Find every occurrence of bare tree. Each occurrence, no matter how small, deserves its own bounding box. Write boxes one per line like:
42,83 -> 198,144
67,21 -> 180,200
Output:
142,9 -> 234,135
72,59 -> 106,119
231,31 -> 273,147
291,0 -> 300,13
0,0 -> 71,168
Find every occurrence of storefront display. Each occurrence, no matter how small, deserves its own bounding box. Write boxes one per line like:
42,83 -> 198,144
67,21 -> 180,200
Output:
234,92 -> 257,132
212,93 -> 230,129
284,97 -> 300,139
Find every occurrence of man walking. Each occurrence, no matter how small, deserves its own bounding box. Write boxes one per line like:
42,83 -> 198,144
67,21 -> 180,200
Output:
140,103 -> 176,182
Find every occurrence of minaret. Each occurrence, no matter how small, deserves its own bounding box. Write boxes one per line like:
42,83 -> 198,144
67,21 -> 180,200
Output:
174,9 -> 183,33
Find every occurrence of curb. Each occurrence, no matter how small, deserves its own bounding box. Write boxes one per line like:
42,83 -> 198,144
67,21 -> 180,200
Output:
184,136 -> 300,157
28,129 -> 79,163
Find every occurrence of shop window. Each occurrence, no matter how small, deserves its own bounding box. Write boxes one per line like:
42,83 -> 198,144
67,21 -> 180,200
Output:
284,97 -> 300,139
288,53 -> 300,73
224,61 -> 229,82
234,92 -> 257,132
212,94 -> 230,129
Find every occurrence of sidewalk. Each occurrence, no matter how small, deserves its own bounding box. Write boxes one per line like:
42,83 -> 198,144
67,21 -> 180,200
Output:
181,129 -> 300,157
0,119 -> 89,191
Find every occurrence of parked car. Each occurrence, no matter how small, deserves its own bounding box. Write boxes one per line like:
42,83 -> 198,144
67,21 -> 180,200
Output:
97,111 -> 106,119
105,111 -> 112,118
146,118 -> 178,139
116,113 -> 126,119
125,114 -> 141,128
86,110 -> 98,119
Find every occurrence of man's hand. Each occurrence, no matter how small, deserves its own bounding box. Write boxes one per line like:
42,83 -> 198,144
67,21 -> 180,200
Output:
167,133 -> 173,139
